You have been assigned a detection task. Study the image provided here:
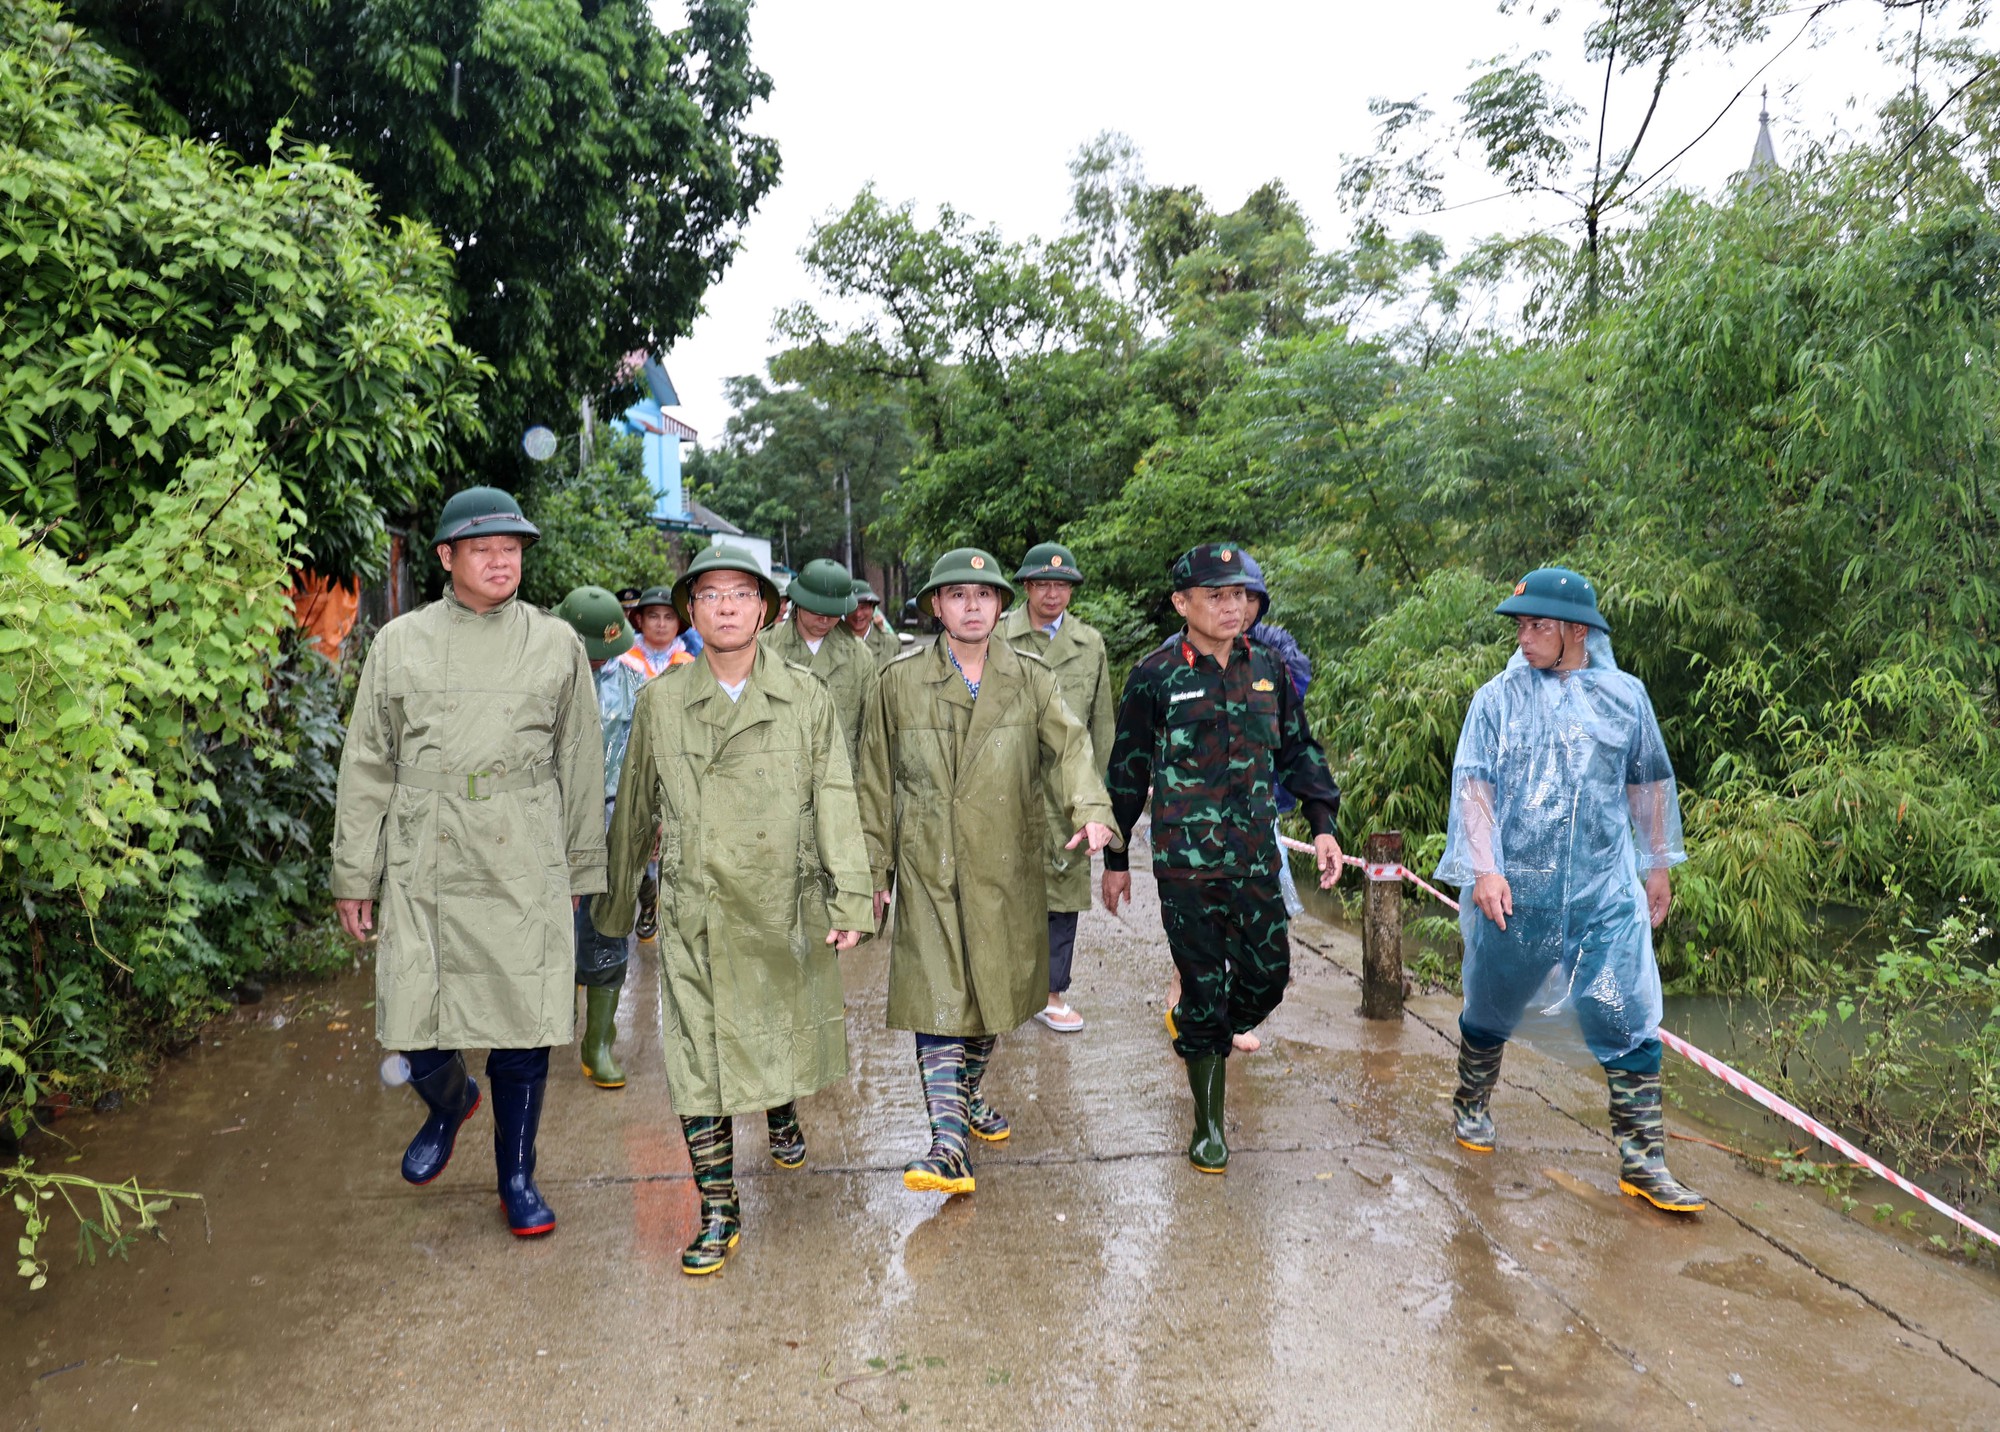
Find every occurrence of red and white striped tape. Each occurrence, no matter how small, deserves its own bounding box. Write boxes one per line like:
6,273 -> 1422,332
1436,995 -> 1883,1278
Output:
1281,833 -> 2000,1247
1656,1029 -> 2000,1247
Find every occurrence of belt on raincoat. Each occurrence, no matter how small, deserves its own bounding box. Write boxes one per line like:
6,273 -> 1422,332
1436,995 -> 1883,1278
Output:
393,763 -> 556,801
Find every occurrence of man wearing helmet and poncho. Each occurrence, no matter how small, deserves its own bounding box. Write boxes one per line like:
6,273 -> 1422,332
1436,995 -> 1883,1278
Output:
1435,566 -> 1703,1213
593,543 -> 875,1275
331,487 -> 607,1239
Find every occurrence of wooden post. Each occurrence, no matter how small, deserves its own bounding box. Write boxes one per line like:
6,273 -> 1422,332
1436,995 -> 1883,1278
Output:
1360,831 -> 1405,1021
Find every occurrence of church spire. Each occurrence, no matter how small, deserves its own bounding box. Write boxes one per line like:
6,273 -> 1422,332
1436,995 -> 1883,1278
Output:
1746,86 -> 1781,185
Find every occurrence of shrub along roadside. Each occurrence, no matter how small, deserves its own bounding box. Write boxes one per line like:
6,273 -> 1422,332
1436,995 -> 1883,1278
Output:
0,3 -> 482,1281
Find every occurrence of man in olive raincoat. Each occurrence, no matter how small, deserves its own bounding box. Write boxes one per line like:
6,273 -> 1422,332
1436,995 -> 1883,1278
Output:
766,558 -> 881,772
552,585 -> 639,1091
594,543 -> 874,1274
856,548 -> 1118,1197
846,578 -> 905,665
1000,542 -> 1115,1034
332,487 -> 605,1238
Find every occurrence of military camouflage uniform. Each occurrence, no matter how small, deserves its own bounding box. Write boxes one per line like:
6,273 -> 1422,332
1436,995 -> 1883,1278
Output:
1105,631 -> 1340,1059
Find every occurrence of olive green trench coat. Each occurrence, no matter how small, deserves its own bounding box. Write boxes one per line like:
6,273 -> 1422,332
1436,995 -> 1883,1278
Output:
999,607 -> 1116,914
593,646 -> 875,1116
331,593 -> 607,1052
855,618 -> 902,667
856,637 -> 1118,1036
765,615 -> 881,775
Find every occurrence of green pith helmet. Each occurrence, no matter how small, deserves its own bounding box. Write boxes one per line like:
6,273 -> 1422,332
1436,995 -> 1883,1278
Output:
915,547 -> 1013,618
788,558 -> 858,617
671,542 -> 781,630
1014,541 -> 1084,584
434,486 -> 541,546
1493,566 -> 1609,633
629,585 -> 676,614
554,585 -> 635,661
851,577 -> 883,605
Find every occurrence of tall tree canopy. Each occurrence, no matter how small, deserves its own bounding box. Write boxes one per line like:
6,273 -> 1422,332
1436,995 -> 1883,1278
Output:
70,0 -> 781,481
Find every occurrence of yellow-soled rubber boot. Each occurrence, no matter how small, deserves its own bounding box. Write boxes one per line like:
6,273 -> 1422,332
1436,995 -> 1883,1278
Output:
1607,1069 -> 1705,1213
1185,1054 -> 1228,1174
578,984 -> 625,1088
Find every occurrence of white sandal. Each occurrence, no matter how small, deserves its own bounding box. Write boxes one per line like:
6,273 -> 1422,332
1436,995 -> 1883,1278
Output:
1034,1003 -> 1085,1032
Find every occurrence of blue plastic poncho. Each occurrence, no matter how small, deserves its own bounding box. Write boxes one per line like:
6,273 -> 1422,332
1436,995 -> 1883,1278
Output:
1434,629 -> 1685,1065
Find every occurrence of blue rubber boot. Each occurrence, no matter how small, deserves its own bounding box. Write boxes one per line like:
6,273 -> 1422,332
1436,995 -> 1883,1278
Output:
488,1048 -> 556,1237
401,1050 -> 480,1186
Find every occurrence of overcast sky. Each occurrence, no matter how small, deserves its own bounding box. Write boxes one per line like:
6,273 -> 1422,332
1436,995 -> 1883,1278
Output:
648,0 -> 1970,440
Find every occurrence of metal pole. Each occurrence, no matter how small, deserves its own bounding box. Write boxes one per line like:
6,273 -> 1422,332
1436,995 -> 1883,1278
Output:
1360,831 -> 1405,1020
842,466 -> 854,572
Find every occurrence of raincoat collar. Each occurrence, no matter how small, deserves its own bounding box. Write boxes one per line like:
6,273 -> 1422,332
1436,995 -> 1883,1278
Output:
443,587 -> 519,619
688,642 -> 793,736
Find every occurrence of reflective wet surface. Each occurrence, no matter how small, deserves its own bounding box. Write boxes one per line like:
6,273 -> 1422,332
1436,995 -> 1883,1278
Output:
5,863 -> 1997,1428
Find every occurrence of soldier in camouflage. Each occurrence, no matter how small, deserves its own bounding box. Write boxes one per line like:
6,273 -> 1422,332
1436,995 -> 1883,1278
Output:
1102,542 -> 1343,1174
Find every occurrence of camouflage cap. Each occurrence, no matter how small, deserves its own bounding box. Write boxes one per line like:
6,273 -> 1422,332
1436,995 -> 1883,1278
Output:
1170,542 -> 1254,592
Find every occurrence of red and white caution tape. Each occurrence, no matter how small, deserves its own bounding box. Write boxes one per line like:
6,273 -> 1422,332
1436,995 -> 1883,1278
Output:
1278,835 -> 1464,912
1657,1029 -> 2000,1247
1282,833 -> 2000,1246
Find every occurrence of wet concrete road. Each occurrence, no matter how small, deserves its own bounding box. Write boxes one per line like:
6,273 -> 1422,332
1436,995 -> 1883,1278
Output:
5,862 -> 1998,1430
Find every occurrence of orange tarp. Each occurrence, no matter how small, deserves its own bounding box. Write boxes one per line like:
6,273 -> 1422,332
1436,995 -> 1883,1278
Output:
291,572 -> 359,662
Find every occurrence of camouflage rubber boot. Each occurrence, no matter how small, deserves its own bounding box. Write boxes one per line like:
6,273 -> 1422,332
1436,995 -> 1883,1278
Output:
635,871 -> 660,942
679,1115 -> 742,1274
1606,1069 -> 1706,1213
962,1035 -> 1010,1143
1185,1054 -> 1228,1174
766,1102 -> 806,1169
903,1039 -> 975,1195
1452,1033 -> 1505,1153
579,985 -> 625,1089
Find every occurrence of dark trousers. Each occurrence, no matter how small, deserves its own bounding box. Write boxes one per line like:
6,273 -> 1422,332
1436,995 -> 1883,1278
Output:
1158,873 -> 1291,1060
574,893 -> 628,990
1047,911 -> 1079,995
407,1047 -> 550,1082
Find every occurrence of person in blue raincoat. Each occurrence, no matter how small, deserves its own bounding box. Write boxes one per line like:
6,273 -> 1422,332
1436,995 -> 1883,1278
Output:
1434,567 -> 1703,1213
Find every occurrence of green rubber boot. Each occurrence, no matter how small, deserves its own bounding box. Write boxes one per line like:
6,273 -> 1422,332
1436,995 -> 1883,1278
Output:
1452,1033 -> 1504,1153
679,1115 -> 741,1274
579,984 -> 625,1089
1606,1069 -> 1706,1213
1185,1054 -> 1228,1174
766,1102 -> 806,1169
963,1035 -> 1010,1143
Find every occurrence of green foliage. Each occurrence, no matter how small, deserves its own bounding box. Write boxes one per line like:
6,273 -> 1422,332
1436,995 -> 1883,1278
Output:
0,6 -> 471,1104
516,433 -> 680,610
688,374 -> 912,577
1750,890 -> 2000,1207
775,187 -> 1168,565
712,14 -> 2000,1002
2,0 -> 486,576
66,0 -> 780,485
